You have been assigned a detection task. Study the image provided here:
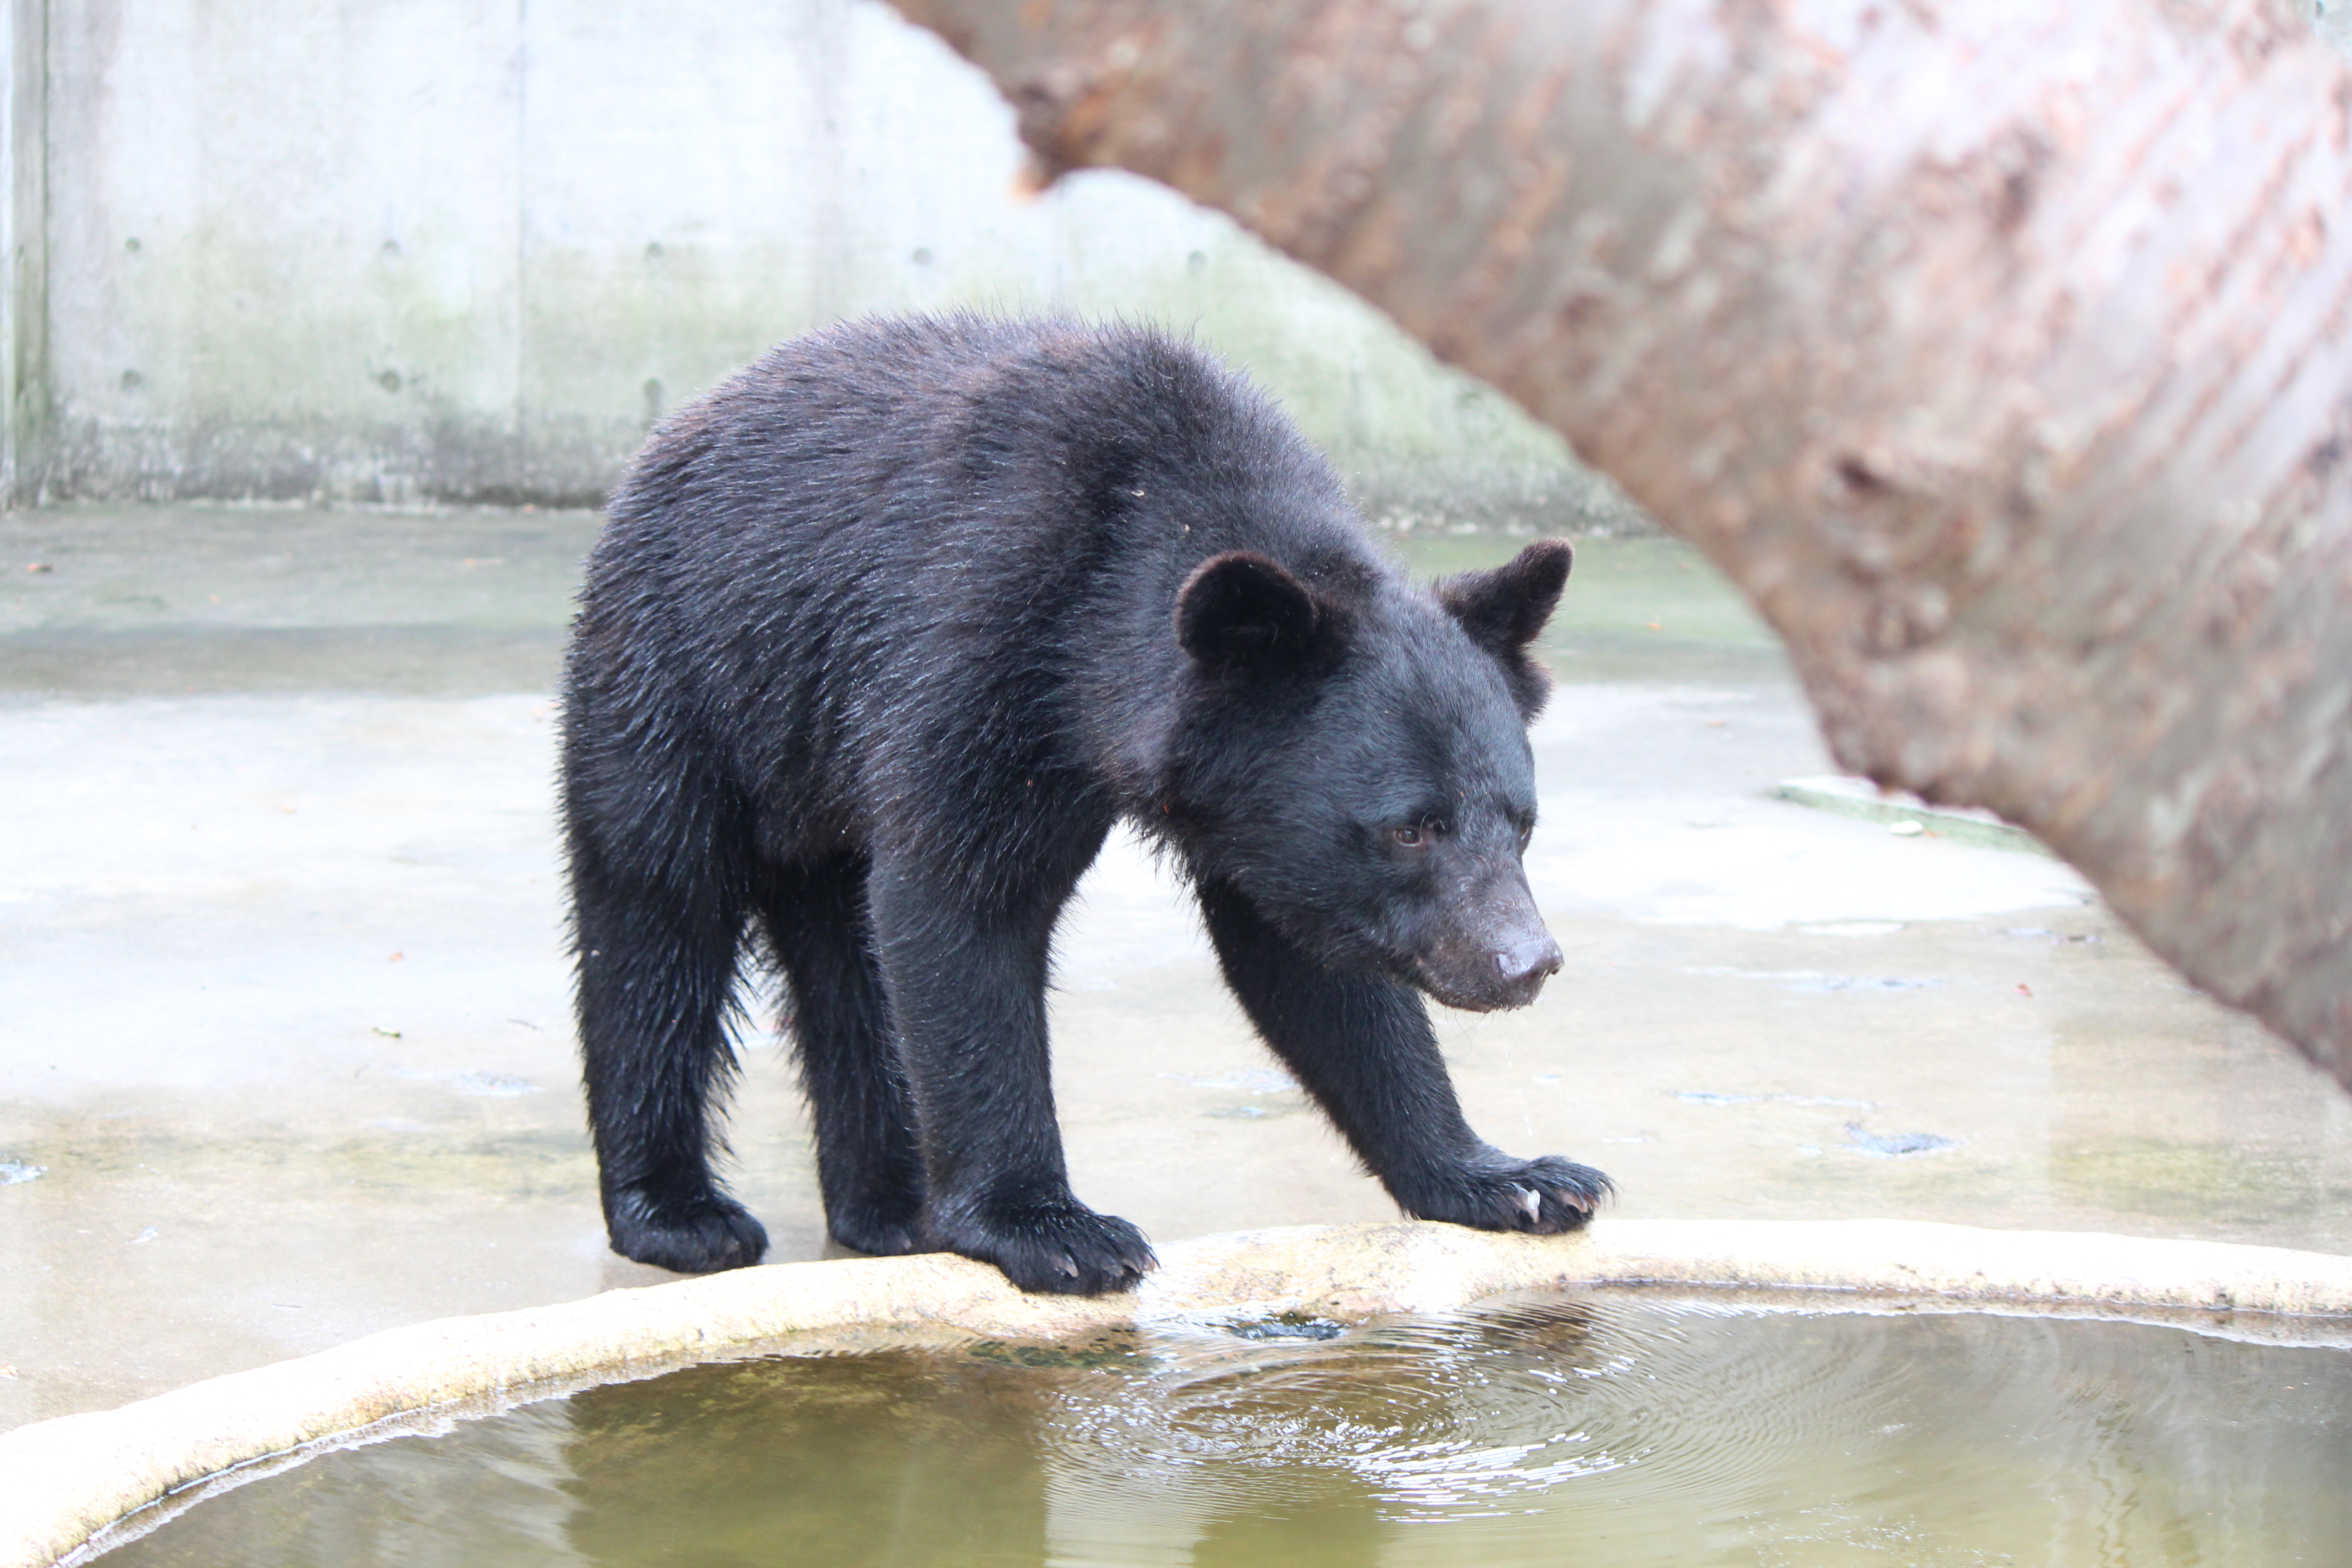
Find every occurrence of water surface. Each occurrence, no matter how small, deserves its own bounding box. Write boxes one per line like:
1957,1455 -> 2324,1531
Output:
102,1294 -> 2352,1566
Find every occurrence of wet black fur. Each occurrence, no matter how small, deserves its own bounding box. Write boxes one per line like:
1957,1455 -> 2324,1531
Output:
563,316 -> 1611,1295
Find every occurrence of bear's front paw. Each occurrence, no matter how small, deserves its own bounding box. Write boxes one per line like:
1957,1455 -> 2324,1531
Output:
604,1185 -> 770,1273
932,1195 -> 1157,1296
1399,1151 -> 1612,1235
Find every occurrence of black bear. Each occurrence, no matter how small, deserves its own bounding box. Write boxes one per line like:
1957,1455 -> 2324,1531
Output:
562,315 -> 1609,1295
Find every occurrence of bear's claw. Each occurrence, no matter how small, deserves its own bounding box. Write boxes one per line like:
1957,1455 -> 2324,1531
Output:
1400,1150 -> 1613,1236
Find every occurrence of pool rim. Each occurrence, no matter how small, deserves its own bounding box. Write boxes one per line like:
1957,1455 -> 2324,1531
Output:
10,1215 -> 2352,1568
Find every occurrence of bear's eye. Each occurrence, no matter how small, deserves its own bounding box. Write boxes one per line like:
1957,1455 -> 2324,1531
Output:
1391,817 -> 1446,848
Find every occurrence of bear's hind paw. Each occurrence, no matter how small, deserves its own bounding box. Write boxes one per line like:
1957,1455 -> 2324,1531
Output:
825,1209 -> 927,1259
605,1186 -> 770,1274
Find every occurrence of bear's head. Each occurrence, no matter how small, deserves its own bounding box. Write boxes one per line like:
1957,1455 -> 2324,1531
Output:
1166,539 -> 1573,1013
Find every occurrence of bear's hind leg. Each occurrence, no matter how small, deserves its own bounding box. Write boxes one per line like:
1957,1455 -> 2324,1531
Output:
758,858 -> 927,1257
573,827 -> 769,1274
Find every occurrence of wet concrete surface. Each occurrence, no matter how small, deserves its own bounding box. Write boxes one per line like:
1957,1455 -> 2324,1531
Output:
4,505 -> 2349,1435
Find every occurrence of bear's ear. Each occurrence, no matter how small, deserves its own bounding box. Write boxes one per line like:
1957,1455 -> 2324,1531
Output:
1438,538 -> 1573,658
1438,538 -> 1573,720
1176,552 -> 1327,674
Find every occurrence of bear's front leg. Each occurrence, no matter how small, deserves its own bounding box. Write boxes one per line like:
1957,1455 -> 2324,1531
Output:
867,860 -> 1156,1296
1196,878 -> 1612,1233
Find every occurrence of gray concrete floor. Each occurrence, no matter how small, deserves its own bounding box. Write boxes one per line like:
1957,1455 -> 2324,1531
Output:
4,505 -> 2348,1437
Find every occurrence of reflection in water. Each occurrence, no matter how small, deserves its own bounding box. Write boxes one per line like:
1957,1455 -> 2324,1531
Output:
103,1295 -> 2352,1567
559,1350 -> 1054,1565
101,1395 -> 586,1567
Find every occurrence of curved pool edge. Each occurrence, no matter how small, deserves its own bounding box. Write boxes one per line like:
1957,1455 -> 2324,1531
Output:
10,1216 -> 2352,1568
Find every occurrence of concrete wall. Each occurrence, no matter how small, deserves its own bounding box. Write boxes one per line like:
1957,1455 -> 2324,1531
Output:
3,0 -> 45,506
0,0 -> 1636,527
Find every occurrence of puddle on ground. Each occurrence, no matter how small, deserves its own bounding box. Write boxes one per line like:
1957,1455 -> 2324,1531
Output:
96,1293 -> 2352,1566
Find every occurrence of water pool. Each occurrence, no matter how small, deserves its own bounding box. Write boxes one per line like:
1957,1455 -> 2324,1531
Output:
94,1292 -> 2352,1566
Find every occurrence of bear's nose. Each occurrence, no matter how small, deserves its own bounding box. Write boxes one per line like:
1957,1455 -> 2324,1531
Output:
1496,934 -> 1563,988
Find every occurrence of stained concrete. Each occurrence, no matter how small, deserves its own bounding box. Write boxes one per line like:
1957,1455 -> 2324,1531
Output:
4,504 -> 2350,1439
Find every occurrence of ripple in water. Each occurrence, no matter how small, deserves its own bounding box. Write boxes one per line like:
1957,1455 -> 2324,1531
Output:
99,1294 -> 2352,1567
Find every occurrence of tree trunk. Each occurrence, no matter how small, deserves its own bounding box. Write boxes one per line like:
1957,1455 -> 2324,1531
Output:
883,0 -> 2352,1094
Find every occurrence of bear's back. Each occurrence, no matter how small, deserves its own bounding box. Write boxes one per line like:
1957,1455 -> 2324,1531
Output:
610,316 -> 1347,558
569,316 -> 1396,838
